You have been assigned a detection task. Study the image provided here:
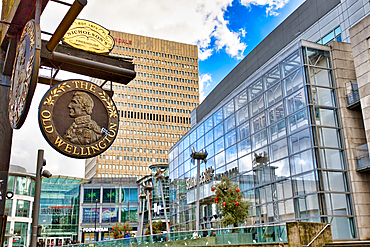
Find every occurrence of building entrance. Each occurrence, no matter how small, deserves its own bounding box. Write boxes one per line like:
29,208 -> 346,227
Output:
38,237 -> 72,246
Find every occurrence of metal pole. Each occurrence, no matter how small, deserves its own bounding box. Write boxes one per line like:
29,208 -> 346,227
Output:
147,190 -> 153,236
140,197 -> 145,236
95,199 -> 98,228
30,150 -> 44,247
196,159 -> 200,233
159,179 -> 170,241
46,0 -> 87,52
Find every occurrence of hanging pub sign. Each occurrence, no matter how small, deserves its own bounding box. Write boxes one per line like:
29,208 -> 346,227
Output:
9,19 -> 41,129
62,19 -> 114,54
38,79 -> 119,159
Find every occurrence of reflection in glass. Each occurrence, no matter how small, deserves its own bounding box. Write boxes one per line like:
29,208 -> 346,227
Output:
252,130 -> 268,150
266,83 -> 283,107
197,123 -> 205,138
269,120 -> 286,142
311,87 -> 335,107
281,50 -> 301,78
215,151 -> 225,169
270,139 -> 288,162
238,138 -> 251,158
226,145 -> 238,164
239,154 -> 252,173
271,158 -> 290,181
268,101 -> 284,125
286,88 -> 306,114
225,130 -> 236,148
290,149 -> 314,176
320,149 -> 344,169
252,112 -> 266,134
315,108 -> 338,127
289,108 -> 308,134
294,194 -> 319,218
250,94 -> 265,116
236,104 -> 249,126
264,65 -> 280,89
214,137 -> 224,154
322,171 -> 346,192
205,130 -> 214,146
318,128 -> 341,148
213,109 -> 223,126
289,128 -> 311,154
249,79 -> 264,99
214,123 -> 224,140
237,121 -> 250,141
204,116 -> 213,133
224,115 -> 235,133
235,89 -> 248,110
305,48 -> 330,68
292,171 -> 316,196
307,68 -> 332,87
284,68 -> 303,96
223,100 -> 234,118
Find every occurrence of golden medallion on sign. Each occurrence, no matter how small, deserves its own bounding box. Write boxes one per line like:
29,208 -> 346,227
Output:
38,79 -> 119,159
62,19 -> 114,54
9,19 -> 40,129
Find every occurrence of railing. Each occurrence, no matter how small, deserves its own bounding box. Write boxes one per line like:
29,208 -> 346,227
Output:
346,81 -> 360,107
62,224 -> 287,246
355,144 -> 370,171
302,224 -> 330,247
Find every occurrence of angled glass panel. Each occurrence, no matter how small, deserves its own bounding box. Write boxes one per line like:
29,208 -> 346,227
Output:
325,193 -> 348,216
237,121 -> 250,141
252,130 -> 268,150
238,138 -> 251,158
224,114 -> 235,133
268,101 -> 285,125
271,158 -> 290,181
307,68 -> 332,87
213,109 -> 223,126
249,79 -> 264,99
266,82 -> 283,107
288,108 -> 308,134
225,129 -> 236,148
280,50 -> 301,78
239,153 -> 252,174
250,94 -> 265,116
286,88 -> 306,114
284,68 -> 303,96
206,143 -> 214,158
322,171 -> 346,192
214,123 -> 224,140
269,120 -> 286,143
235,89 -> 248,110
240,171 -> 254,191
252,112 -> 266,134
264,65 -> 280,89
196,135 -> 205,151
314,108 -> 338,127
197,123 -> 205,138
290,149 -> 314,176
270,139 -> 288,162
311,87 -> 335,107
190,131 -> 197,146
223,100 -> 235,118
226,145 -> 238,164
320,149 -> 344,170
289,128 -> 311,154
204,116 -> 213,133
214,137 -> 224,154
318,127 -> 341,148
236,104 -> 249,126
292,171 -> 316,196
305,47 -> 330,68
215,151 -> 225,169
205,130 -> 214,146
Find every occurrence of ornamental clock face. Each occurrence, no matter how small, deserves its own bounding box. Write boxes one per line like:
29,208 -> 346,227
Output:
8,19 -> 40,129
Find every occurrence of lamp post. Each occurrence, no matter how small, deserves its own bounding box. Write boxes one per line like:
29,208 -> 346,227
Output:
190,148 -> 207,234
30,150 -> 52,247
153,166 -> 170,241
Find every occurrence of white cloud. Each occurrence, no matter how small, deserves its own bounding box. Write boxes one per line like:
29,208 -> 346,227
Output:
240,0 -> 290,16
199,73 -> 213,102
40,0 -> 247,60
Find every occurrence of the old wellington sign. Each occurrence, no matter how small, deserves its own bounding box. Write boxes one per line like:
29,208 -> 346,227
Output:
38,79 -> 118,159
62,19 -> 114,54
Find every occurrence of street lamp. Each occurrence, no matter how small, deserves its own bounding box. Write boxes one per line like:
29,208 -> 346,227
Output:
30,150 -> 52,247
153,167 -> 170,241
190,148 -> 207,234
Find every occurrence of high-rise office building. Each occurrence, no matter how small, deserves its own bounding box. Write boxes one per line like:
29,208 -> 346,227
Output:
85,31 -> 199,179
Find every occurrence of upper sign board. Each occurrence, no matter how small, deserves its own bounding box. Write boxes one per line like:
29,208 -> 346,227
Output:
62,19 -> 114,54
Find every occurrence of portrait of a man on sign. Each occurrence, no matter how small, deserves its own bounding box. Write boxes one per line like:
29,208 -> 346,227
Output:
64,91 -> 102,145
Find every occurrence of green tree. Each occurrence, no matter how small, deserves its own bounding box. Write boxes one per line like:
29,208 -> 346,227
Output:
111,222 -> 132,239
145,220 -> 166,235
211,176 -> 249,229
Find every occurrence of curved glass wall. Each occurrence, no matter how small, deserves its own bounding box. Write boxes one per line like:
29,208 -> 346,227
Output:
168,46 -> 355,239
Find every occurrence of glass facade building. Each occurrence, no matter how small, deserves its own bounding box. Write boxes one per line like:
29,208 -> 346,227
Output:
38,176 -> 86,246
168,0 -> 370,240
169,42 -> 356,240
4,165 -> 35,247
79,178 -> 139,243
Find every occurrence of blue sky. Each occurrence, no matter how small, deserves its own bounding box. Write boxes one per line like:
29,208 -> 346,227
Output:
11,0 -> 306,177
198,0 -> 305,101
